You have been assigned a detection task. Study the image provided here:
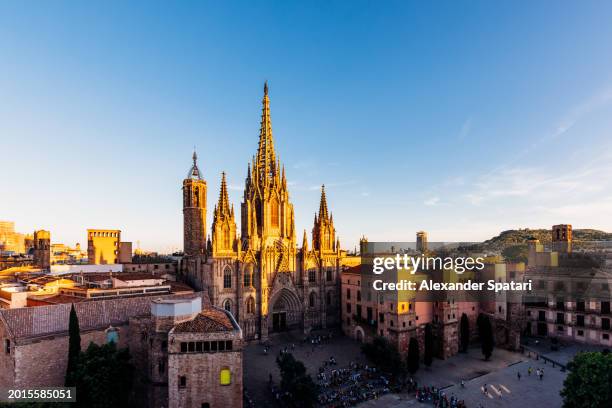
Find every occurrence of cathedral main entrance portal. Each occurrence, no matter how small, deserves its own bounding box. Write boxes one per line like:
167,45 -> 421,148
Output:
269,288 -> 302,333
272,311 -> 287,332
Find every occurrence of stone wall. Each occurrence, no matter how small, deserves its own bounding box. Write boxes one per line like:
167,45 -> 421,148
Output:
9,325 -> 129,388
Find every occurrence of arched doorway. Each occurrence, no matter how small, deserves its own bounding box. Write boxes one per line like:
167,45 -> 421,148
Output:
269,288 -> 302,333
354,326 -> 365,343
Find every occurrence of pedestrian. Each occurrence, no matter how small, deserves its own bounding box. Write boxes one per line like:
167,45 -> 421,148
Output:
528,366 -> 532,376
517,371 -> 521,380
460,379 -> 465,388
483,384 -> 487,395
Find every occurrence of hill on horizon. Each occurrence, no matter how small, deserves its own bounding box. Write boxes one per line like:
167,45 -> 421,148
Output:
473,228 -> 612,252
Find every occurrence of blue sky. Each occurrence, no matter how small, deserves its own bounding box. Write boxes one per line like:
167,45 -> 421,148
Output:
2,1 -> 612,253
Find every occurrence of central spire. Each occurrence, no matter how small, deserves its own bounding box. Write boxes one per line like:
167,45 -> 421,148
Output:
218,171 -> 230,215
318,184 -> 329,220
256,82 -> 276,183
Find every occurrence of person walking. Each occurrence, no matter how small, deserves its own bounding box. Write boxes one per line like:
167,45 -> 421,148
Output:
528,366 -> 532,376
517,371 -> 521,380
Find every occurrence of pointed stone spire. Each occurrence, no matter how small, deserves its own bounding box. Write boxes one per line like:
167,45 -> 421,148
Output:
318,184 -> 329,220
217,172 -> 230,215
281,165 -> 287,189
302,229 -> 308,251
187,149 -> 202,180
256,82 -> 276,183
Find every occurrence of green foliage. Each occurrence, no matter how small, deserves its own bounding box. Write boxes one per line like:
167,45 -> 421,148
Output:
477,314 -> 494,360
424,324 -> 433,367
502,244 -> 529,263
65,304 -> 81,387
361,336 -> 405,377
406,337 -> 420,374
561,351 -> 612,408
276,353 -> 319,408
460,313 -> 470,353
73,342 -> 134,408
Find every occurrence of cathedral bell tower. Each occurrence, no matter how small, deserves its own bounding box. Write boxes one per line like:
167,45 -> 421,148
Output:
183,151 -> 207,257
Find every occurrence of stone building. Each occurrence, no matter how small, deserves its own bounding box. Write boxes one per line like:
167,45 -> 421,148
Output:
524,225 -> 612,346
33,229 -> 51,270
87,229 -> 133,265
0,292 -> 243,408
341,251 -> 525,360
181,84 -> 354,341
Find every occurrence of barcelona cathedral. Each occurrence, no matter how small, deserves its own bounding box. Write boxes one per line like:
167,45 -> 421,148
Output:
180,83 -> 356,341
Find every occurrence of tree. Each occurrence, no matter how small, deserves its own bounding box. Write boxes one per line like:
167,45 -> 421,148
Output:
276,353 -> 318,408
424,324 -> 433,367
561,351 -> 612,408
65,304 -> 81,387
73,342 -> 134,408
502,244 -> 529,263
460,313 -> 470,353
406,337 -> 420,374
477,313 -> 494,360
361,336 -> 404,377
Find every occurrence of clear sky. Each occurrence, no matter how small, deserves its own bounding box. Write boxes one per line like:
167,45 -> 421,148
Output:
2,1 -> 612,253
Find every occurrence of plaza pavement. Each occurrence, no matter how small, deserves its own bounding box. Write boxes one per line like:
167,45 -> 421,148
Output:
244,330 -> 568,408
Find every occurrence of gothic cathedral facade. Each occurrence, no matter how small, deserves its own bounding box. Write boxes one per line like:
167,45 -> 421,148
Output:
181,84 -> 348,341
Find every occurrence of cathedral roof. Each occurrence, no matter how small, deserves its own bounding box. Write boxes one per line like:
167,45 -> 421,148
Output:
0,292 -> 209,341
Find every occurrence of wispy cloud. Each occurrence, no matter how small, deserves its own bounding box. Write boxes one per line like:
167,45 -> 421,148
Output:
424,196 -> 440,206
458,117 -> 472,141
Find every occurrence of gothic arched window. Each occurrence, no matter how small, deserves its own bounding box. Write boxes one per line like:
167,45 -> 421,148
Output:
326,291 -> 332,306
243,264 -> 253,287
246,297 -> 255,314
271,198 -> 279,228
194,187 -> 199,207
223,299 -> 232,313
309,291 -> 316,308
326,269 -> 332,282
223,266 -> 232,289
308,269 -> 316,283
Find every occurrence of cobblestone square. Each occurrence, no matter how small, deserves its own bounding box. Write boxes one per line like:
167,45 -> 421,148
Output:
244,330 -> 569,408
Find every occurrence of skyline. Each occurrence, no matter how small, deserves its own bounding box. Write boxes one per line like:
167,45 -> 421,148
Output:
2,2 -> 612,252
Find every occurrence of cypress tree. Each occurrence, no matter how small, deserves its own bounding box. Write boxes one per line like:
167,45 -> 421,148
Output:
407,337 -> 420,374
460,313 -> 470,352
65,303 -> 81,386
477,313 -> 494,360
424,323 -> 433,367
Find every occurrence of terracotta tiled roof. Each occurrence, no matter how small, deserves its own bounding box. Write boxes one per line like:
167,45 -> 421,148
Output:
173,308 -> 234,333
167,281 -> 195,293
0,292 -> 209,340
67,272 -> 164,283
343,265 -> 362,275
28,294 -> 87,305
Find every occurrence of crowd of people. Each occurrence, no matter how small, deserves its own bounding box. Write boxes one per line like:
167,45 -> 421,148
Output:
415,385 -> 467,408
316,360 -> 392,407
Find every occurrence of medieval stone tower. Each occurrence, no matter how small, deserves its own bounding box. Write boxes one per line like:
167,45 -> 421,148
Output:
183,151 -> 207,257
33,229 -> 51,270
